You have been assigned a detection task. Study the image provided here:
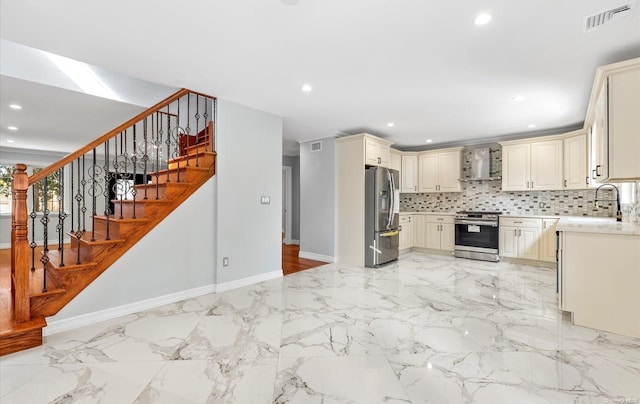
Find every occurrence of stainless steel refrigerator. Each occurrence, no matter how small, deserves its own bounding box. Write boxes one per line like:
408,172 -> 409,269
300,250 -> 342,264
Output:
365,166 -> 400,267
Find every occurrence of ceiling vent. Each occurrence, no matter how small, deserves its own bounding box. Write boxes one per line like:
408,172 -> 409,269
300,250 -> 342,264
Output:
310,141 -> 322,152
584,4 -> 633,32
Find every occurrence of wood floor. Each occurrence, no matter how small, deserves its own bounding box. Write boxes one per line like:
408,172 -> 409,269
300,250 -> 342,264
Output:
282,243 -> 327,275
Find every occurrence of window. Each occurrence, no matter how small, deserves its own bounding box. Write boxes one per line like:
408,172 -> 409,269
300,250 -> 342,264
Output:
32,168 -> 62,213
0,165 -> 64,214
0,165 -> 14,214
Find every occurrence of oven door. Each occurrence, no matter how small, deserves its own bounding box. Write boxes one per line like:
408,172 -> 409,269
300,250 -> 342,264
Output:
454,221 -> 499,252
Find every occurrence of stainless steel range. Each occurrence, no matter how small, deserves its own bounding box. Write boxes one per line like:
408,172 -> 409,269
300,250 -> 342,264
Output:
454,211 -> 501,262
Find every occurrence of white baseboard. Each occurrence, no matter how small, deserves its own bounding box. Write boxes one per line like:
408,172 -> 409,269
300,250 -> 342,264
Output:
299,251 -> 335,263
43,271 -> 283,336
284,238 -> 300,245
44,284 -> 216,336
215,270 -> 282,293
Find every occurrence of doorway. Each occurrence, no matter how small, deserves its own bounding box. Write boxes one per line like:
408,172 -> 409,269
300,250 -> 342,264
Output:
282,166 -> 292,244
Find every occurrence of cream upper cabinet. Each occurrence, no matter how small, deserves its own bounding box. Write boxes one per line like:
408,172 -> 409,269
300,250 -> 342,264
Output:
530,139 -> 564,190
587,59 -> 640,183
418,153 -> 439,192
364,137 -> 391,167
417,148 -> 462,193
501,143 -> 530,191
390,149 -> 402,173
563,132 -> 589,189
540,218 -> 559,263
401,154 -> 418,193
501,138 -> 563,191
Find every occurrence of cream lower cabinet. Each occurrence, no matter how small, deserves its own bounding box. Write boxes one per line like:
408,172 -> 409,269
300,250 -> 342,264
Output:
399,215 -> 414,251
425,215 -> 454,251
499,217 -> 542,260
540,218 -> 559,262
413,215 -> 427,248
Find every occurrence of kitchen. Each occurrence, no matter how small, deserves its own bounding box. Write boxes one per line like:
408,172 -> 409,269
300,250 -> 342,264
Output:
336,56 -> 640,340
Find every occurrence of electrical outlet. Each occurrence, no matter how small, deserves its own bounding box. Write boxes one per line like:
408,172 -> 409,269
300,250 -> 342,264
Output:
223,257 -> 229,267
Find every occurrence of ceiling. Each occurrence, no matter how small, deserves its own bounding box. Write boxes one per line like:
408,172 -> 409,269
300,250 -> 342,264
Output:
1,0 -> 640,156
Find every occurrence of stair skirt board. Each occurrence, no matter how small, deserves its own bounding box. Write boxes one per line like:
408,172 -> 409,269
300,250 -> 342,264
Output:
43,270 -> 282,336
298,251 -> 335,263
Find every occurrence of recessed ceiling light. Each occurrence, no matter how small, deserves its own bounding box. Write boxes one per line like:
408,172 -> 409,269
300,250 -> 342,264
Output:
475,13 -> 492,25
527,124 -> 536,128
301,84 -> 312,92
512,95 -> 525,102
281,0 -> 299,5
9,104 -> 22,110
6,139 -> 15,143
7,126 -> 18,131
387,122 -> 395,127
426,139 -> 433,143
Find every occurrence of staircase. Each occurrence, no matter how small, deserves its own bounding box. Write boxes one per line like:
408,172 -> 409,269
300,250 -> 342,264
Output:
0,89 -> 216,356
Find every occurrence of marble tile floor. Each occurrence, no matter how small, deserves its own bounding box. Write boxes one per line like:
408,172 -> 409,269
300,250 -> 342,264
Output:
1,252 -> 639,403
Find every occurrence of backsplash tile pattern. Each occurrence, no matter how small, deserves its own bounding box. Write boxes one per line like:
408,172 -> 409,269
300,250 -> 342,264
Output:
400,145 -> 616,217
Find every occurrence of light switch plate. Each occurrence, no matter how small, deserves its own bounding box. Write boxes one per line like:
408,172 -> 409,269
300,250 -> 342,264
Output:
261,196 -> 271,204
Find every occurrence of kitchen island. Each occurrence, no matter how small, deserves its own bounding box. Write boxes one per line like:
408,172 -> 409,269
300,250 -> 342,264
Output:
557,217 -> 640,338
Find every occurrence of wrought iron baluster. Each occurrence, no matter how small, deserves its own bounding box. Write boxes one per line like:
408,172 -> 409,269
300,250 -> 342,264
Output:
155,112 -> 161,199
81,155 -> 87,232
117,132 -> 124,220
57,167 -> 65,267
203,98 -> 210,153
142,117 -> 149,200
175,99 -> 181,182
76,157 -> 85,264
132,125 -> 138,219
185,94 -> 191,168
195,94 -> 201,167
29,185 -> 37,271
165,106 -> 171,183
91,148 -> 97,242
40,177 -> 50,292
104,140 -> 111,240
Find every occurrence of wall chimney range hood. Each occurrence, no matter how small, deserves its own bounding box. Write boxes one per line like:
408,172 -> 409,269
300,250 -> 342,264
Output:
460,147 -> 501,181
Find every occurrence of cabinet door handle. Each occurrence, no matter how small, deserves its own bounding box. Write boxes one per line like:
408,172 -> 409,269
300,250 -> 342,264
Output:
414,185 -> 416,191
586,176 -> 589,185
531,181 -> 534,188
564,179 -> 567,188
514,221 -> 522,224
514,229 -> 517,237
378,157 -> 382,164
592,169 -> 597,180
543,221 -> 546,229
595,165 -> 601,177
409,217 -> 411,222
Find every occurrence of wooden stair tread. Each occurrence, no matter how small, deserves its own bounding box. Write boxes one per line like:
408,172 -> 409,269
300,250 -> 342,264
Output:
133,181 -> 191,189
43,250 -> 98,271
152,166 -> 211,176
111,199 -> 170,205
170,151 -> 216,164
92,216 -> 150,224
0,316 -> 46,336
70,231 -> 126,245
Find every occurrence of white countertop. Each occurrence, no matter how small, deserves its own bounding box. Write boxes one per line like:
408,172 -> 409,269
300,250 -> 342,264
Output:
399,212 -> 456,216
556,217 -> 640,236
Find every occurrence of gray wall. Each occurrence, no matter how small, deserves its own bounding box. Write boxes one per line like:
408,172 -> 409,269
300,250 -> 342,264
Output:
216,99 -> 283,283
282,155 -> 300,241
300,137 -> 335,259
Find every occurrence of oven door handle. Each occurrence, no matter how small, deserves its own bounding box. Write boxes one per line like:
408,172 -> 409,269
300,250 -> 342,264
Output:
455,220 -> 498,227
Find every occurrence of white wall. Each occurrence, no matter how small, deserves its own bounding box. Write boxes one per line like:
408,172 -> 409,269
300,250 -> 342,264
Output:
48,176 -> 217,321
215,99 -> 283,284
299,137 -> 336,261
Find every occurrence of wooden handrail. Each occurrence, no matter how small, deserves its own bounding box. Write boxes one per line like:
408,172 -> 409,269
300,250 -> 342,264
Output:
28,88 -> 216,185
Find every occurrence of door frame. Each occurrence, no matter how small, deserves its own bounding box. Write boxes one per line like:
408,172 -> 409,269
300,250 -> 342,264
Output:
282,166 -> 293,244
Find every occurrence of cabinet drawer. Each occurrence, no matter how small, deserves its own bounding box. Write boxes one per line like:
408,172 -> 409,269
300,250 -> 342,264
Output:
425,215 -> 454,224
500,217 -> 541,228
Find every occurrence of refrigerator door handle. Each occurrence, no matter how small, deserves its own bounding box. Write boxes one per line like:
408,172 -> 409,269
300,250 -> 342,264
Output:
386,169 -> 394,230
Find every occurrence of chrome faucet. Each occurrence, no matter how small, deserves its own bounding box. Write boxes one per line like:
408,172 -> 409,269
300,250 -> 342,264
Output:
594,183 -> 622,222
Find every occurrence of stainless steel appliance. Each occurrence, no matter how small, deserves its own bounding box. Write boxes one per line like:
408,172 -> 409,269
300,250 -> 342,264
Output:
365,167 -> 400,267
454,211 -> 501,262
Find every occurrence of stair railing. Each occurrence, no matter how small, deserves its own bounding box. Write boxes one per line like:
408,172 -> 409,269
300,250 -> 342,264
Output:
10,88 -> 216,323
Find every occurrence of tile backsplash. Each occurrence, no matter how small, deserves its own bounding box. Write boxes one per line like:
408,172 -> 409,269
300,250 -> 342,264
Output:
400,145 -> 618,217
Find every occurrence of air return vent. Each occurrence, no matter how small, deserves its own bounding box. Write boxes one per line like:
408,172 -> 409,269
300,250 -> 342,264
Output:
584,4 -> 633,32
310,141 -> 322,152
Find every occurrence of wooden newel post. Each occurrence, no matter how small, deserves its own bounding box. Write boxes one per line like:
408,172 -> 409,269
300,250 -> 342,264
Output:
11,163 -> 31,322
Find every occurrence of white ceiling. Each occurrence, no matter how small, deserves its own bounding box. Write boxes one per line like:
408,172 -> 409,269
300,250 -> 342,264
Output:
1,0 -> 640,155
